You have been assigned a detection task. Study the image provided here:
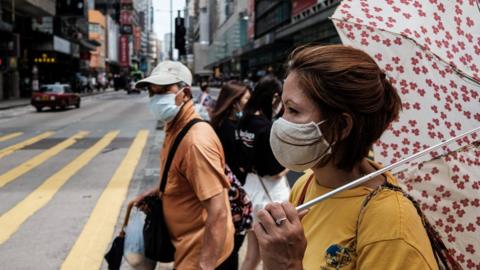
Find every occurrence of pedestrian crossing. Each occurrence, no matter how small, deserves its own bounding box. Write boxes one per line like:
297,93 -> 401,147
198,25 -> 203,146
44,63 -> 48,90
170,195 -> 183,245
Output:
0,130 -> 150,269
0,131 -> 54,159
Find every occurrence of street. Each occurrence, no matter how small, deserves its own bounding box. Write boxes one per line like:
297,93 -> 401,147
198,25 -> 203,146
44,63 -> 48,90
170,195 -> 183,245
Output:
0,90 -> 163,269
0,88 -> 272,270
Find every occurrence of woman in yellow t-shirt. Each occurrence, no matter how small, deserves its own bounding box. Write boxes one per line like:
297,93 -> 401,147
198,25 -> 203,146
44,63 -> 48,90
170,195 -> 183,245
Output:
252,45 -> 456,270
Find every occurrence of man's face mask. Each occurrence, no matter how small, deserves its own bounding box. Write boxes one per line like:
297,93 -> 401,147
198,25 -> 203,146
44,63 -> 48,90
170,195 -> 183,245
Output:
149,88 -> 184,124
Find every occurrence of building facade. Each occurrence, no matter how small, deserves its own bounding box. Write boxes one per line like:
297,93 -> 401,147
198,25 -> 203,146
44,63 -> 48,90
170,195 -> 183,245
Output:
0,0 -> 57,99
199,0 -> 342,81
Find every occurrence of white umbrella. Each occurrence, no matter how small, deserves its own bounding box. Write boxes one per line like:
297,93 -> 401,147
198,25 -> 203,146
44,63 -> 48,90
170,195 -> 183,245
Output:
331,1 -> 480,268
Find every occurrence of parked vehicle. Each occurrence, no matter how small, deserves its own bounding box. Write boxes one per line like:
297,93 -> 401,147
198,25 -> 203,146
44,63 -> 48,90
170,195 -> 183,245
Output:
31,83 -> 81,112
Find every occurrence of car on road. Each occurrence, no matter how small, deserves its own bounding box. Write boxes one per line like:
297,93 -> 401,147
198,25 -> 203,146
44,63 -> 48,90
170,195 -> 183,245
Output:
31,83 -> 81,112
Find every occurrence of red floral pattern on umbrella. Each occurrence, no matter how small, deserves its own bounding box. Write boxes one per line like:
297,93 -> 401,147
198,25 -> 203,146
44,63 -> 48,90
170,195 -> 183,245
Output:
332,0 -> 480,268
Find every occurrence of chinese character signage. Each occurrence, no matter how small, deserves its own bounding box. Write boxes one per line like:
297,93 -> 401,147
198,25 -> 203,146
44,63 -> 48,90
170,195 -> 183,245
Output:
119,35 -> 129,67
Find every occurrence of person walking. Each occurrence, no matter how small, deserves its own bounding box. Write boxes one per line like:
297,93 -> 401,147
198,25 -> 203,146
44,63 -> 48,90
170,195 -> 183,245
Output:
210,81 -> 252,270
210,81 -> 251,184
253,45 -> 443,269
237,76 -> 290,270
133,61 -> 234,270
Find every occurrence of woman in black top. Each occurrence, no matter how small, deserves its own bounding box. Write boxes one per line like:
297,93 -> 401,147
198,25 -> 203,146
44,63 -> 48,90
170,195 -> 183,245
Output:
237,76 -> 290,270
211,81 -> 251,184
210,80 -> 251,270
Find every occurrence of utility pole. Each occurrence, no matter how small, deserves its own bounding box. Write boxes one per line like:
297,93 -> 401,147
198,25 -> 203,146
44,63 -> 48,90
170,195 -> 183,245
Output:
169,0 -> 173,60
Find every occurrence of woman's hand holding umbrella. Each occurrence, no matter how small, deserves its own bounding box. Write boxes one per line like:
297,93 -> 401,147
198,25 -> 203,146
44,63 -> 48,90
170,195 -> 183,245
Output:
253,202 -> 308,270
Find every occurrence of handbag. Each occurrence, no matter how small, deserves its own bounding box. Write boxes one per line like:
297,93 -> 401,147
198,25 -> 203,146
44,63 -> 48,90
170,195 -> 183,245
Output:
143,119 -> 204,262
225,166 -> 253,234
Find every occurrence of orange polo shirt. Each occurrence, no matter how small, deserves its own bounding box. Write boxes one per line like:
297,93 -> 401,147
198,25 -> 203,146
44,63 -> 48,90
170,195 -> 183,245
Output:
160,100 -> 234,270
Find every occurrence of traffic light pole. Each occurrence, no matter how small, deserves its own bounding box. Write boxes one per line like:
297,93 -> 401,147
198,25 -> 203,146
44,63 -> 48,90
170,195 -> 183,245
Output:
169,0 -> 173,60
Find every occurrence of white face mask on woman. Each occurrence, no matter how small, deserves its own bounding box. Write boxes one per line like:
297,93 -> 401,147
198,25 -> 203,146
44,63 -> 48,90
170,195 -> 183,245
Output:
149,89 -> 184,123
269,117 -> 333,172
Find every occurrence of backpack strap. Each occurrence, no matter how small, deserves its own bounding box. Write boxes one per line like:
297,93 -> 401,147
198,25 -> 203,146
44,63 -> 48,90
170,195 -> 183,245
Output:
297,173 -> 315,206
353,182 -> 461,270
159,119 -> 206,195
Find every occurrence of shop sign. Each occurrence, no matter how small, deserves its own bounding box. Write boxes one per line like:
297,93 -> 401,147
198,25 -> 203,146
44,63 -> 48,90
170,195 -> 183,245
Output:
119,35 -> 130,67
34,53 -> 56,64
120,10 -> 133,25
53,36 -> 71,54
292,0 -> 317,17
120,25 -> 133,35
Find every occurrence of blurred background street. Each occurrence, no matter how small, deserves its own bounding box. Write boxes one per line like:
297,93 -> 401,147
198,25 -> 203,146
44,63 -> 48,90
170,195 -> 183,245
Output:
1,0 -> 479,269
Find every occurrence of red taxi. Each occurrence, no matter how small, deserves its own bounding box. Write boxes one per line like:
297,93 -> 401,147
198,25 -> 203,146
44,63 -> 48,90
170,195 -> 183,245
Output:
31,84 -> 81,112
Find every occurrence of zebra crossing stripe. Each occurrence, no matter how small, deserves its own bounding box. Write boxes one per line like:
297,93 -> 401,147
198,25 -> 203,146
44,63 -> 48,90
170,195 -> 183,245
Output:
0,132 -> 23,142
0,132 -> 54,160
61,130 -> 149,270
0,131 -> 119,245
0,131 -> 89,189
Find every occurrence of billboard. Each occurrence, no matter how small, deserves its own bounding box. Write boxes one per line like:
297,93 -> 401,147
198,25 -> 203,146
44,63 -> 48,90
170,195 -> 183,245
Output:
247,0 -> 255,39
292,0 -> 317,17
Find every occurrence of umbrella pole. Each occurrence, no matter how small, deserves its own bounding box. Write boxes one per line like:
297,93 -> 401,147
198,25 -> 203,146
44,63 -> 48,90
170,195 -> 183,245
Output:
296,126 -> 480,212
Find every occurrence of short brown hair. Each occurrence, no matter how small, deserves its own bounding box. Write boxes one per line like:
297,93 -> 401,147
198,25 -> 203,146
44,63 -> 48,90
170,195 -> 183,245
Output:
287,44 -> 401,170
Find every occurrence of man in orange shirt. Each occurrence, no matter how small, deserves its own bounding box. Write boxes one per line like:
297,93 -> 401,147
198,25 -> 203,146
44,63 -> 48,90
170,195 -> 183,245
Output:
134,61 -> 234,270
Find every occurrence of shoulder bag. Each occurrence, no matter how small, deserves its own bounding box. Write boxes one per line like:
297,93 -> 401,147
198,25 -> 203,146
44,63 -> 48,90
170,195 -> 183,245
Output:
143,118 -> 204,262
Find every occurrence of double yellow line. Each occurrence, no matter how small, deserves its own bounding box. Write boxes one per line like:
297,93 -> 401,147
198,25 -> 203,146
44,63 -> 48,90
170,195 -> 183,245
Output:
0,132 -> 23,142
0,130 -> 150,270
62,130 -> 149,270
0,131 -> 119,245
0,131 -> 89,188
0,132 -> 54,159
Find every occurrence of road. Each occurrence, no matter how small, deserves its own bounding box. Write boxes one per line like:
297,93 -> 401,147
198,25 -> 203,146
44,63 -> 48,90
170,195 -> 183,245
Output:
0,90 -> 167,269
0,88 -> 297,270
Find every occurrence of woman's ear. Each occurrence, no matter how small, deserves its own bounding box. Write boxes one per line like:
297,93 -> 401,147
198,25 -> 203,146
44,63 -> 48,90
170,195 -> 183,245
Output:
340,113 -> 353,140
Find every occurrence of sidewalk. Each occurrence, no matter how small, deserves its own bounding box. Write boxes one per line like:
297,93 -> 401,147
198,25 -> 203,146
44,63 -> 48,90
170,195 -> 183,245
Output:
0,88 -> 116,110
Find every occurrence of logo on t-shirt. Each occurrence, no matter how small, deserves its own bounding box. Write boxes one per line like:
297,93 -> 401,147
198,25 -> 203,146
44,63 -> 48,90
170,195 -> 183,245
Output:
323,243 -> 353,269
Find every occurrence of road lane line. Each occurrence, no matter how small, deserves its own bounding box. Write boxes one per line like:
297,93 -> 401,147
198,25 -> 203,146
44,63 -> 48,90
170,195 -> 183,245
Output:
0,132 -> 23,142
0,131 -> 89,189
0,132 -> 55,159
0,131 -> 119,245
61,130 -> 149,270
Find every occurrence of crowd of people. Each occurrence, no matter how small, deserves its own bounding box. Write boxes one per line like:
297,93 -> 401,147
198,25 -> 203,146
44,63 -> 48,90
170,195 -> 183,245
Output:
130,44 -> 447,270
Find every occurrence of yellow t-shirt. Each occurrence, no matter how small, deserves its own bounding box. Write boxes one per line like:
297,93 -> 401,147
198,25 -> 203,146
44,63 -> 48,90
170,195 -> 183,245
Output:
290,168 -> 438,270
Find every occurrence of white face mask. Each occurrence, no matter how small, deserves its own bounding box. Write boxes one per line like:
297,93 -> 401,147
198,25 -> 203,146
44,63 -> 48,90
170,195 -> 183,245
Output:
149,89 -> 183,123
269,117 -> 333,172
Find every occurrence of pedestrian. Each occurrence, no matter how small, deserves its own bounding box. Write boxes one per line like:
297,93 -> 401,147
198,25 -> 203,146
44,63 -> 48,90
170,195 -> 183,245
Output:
195,82 -> 215,120
254,45 -> 441,269
237,76 -> 290,270
210,81 -> 251,184
133,61 -> 234,270
209,81 -> 251,270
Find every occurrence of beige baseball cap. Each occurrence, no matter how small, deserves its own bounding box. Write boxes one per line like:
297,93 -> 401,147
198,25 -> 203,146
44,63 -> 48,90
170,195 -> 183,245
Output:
135,61 -> 192,88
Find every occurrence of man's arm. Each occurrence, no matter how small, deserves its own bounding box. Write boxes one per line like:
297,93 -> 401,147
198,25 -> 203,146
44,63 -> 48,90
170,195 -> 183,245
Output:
199,190 -> 230,270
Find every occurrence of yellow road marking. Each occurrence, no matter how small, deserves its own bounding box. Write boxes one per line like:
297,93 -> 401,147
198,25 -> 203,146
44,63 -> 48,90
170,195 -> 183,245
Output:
61,130 -> 149,270
0,131 -> 119,245
0,132 -> 23,142
0,131 -> 89,189
0,132 -> 54,159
